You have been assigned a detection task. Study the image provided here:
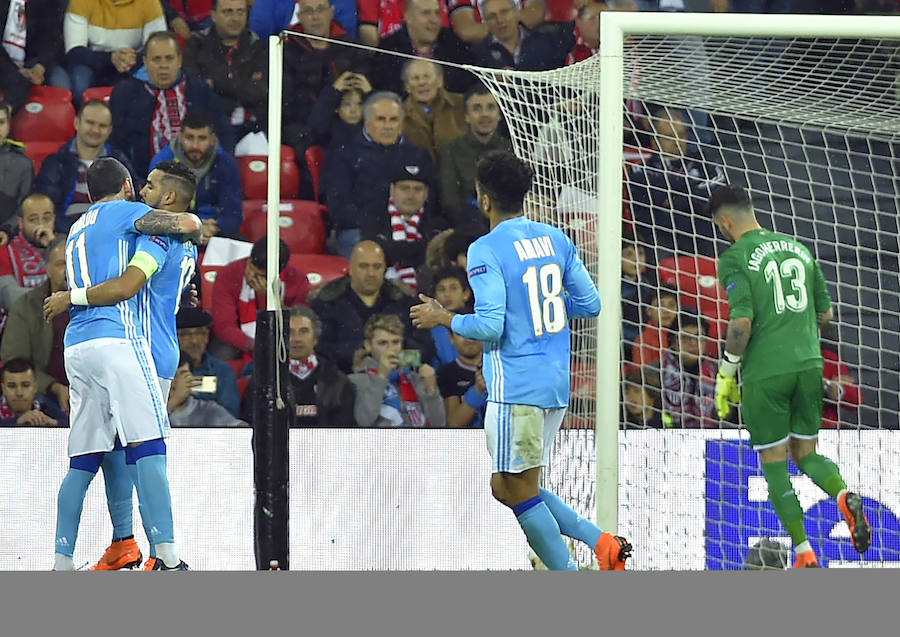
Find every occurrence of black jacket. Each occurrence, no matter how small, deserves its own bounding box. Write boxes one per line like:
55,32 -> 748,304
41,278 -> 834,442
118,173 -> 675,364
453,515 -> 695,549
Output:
471,27 -> 566,71
182,27 -> 269,127
373,25 -> 475,95
310,276 -> 436,374
360,202 -> 448,272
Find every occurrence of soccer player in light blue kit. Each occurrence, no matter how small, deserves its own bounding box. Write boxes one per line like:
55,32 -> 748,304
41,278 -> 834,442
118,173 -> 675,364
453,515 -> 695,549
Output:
412,151 -> 632,570
51,157 -> 201,571
46,161 -> 201,570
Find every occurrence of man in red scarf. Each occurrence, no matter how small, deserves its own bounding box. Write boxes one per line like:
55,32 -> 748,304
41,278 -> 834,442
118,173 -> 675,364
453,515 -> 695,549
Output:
0,193 -> 56,336
565,1 -> 606,66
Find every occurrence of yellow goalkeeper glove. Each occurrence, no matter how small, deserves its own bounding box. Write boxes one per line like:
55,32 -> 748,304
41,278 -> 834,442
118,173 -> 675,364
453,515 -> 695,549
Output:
715,352 -> 742,419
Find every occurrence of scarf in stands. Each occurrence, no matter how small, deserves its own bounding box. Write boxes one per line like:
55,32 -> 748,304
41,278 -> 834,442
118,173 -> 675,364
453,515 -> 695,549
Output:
386,197 -> 423,289
1,0 -> 27,68
565,25 -> 597,66
239,274 -> 286,339
371,368 -> 427,428
289,354 -> 318,380
147,76 -> 188,157
0,395 -> 39,420
5,233 -> 47,288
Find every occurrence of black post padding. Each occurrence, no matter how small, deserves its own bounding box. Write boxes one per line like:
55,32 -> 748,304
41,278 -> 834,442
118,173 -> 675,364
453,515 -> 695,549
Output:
252,309 -> 292,570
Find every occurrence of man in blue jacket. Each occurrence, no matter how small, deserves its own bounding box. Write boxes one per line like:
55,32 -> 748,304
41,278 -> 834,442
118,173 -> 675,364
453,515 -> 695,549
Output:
149,109 -> 242,242
110,31 -> 234,178
35,100 -> 136,234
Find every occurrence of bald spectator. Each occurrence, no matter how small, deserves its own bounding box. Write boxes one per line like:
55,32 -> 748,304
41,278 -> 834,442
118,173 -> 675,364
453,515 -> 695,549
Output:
183,0 -> 269,142
400,59 -> 467,162
471,0 -> 565,70
36,99 -> 135,233
0,100 -> 33,229
310,240 -> 436,373
437,83 -> 510,232
210,237 -> 311,360
373,0 -> 474,95
321,91 -> 434,258
110,31 -> 234,178
566,2 -> 606,65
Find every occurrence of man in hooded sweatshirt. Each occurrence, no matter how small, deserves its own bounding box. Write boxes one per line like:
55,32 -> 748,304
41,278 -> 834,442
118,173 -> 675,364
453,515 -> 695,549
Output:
149,109 -> 241,244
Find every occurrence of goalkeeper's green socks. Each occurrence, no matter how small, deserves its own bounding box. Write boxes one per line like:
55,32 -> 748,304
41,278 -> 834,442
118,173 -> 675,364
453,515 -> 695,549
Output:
794,453 -> 847,498
762,461 -> 808,547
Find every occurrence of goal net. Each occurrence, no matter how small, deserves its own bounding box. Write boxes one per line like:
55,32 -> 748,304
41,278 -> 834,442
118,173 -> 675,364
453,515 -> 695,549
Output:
469,15 -> 900,569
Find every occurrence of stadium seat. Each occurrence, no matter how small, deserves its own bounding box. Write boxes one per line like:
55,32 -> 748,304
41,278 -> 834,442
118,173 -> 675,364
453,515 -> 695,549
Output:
24,140 -> 65,174
199,265 -> 223,310
305,145 -> 325,204
237,146 -> 300,200
289,253 -> 349,289
240,200 -> 328,255
10,86 -> 76,142
658,255 -> 730,341
81,86 -> 114,105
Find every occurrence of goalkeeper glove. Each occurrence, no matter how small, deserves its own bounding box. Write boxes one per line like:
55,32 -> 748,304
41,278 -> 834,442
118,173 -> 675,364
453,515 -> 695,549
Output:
595,532 -> 633,571
715,352 -> 742,419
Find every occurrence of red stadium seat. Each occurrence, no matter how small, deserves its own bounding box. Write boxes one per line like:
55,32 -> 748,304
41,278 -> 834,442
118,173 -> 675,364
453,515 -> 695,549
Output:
237,146 -> 300,200
657,255 -> 730,341
199,265 -> 223,310
81,86 -> 114,105
545,0 -> 576,22
10,87 -> 76,142
289,253 -> 349,289
304,145 -> 325,203
24,140 -> 65,174
240,200 -> 328,255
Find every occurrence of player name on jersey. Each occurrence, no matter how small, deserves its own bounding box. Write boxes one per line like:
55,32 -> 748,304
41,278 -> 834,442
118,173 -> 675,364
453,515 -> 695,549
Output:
747,239 -> 812,271
513,236 -> 557,261
68,207 -> 100,235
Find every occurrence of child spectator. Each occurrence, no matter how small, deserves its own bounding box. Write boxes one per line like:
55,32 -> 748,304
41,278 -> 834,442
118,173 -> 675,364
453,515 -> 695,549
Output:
429,265 -> 471,367
437,330 -> 485,427
621,228 -> 656,360
631,285 -> 678,368
622,367 -> 663,429
659,309 -> 718,428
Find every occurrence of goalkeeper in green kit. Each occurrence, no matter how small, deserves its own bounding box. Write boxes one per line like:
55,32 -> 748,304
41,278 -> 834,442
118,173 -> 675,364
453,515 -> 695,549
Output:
707,184 -> 871,568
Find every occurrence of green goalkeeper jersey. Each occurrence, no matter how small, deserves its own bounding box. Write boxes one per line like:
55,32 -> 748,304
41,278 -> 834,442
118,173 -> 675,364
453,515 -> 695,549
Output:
717,228 -> 832,382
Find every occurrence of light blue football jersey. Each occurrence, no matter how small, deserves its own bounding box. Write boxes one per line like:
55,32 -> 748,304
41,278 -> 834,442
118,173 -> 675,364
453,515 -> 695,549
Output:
450,216 -> 601,408
64,200 -> 154,348
134,234 -> 198,380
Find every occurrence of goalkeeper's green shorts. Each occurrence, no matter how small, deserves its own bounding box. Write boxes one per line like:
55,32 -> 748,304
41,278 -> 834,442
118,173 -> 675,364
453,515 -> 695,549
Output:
742,366 -> 824,450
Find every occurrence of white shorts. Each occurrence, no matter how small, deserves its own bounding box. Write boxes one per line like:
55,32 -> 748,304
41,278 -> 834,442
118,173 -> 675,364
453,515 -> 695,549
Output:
65,337 -> 170,457
484,402 -> 566,474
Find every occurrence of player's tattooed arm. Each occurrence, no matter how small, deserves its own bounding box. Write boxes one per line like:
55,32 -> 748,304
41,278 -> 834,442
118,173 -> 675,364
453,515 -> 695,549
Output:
135,210 -> 203,241
723,317 -> 752,358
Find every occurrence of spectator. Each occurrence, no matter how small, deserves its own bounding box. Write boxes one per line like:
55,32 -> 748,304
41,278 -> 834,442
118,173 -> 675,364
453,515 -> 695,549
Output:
621,367 -> 663,428
307,81 -> 367,151
349,313 -> 445,427
183,0 -> 269,142
210,237 -> 311,360
110,30 -> 234,178
161,0 -> 216,37
322,91 -> 433,257
240,305 -> 357,426
361,161 -> 448,290
0,194 -> 56,330
566,1 -> 606,65
62,0 -> 167,106
442,228 -> 476,268
820,322 -> 862,429
400,59 -> 467,162
437,330 -> 485,427
149,109 -> 242,243
446,0 -> 546,44
373,0 -> 474,95
281,0 -> 370,167
250,0 -> 359,39
35,99 -> 135,234
0,358 -> 66,426
177,306 -> 242,417
357,0 -> 451,47
0,100 -> 33,229
437,83 -> 511,231
660,309 -> 718,428
0,236 -> 70,413
167,352 -> 248,427
621,229 -> 656,358
630,285 -> 678,368
310,239 -> 436,373
470,0 -> 564,70
0,0 -> 66,114
627,105 -> 725,257
429,265 -> 470,367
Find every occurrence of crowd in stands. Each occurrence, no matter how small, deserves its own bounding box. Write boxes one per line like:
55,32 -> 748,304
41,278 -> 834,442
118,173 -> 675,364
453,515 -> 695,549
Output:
1,0 -> 878,431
